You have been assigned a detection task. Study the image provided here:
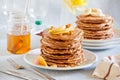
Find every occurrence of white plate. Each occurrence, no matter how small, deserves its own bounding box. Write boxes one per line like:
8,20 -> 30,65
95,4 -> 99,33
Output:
83,44 -> 120,50
82,41 -> 120,47
24,49 -> 97,70
83,28 -> 120,43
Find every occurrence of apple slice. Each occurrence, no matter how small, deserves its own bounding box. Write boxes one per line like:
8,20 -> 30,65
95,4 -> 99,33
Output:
49,24 -> 74,34
33,55 -> 47,66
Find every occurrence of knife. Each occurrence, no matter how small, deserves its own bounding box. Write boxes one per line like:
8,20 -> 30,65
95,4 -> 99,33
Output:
0,70 -> 38,80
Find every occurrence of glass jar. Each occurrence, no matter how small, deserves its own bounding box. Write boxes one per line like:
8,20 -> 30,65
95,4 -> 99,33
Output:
7,11 -> 30,54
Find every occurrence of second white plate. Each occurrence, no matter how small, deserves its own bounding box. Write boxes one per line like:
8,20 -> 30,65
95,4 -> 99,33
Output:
83,44 -> 120,50
82,41 -> 120,47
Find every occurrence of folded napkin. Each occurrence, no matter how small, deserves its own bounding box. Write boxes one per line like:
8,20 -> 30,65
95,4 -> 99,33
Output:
92,54 -> 120,80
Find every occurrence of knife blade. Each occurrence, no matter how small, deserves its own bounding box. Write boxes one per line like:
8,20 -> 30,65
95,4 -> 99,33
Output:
0,70 -> 38,80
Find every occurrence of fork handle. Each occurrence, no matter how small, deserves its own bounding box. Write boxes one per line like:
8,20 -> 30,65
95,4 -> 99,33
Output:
28,68 -> 55,80
0,70 -> 29,80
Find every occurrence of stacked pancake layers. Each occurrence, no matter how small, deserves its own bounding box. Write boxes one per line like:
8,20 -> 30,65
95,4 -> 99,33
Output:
76,8 -> 114,40
40,27 -> 86,67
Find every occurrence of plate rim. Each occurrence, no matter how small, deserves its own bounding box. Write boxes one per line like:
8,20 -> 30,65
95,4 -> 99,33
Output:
82,41 -> 120,47
83,28 -> 120,43
83,44 -> 120,50
23,48 -> 97,70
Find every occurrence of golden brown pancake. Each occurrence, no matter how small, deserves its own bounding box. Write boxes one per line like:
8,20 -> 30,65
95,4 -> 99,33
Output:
40,27 -> 85,67
76,15 -> 113,24
41,51 -> 85,64
76,14 -> 114,40
46,57 -> 85,67
41,33 -> 83,46
83,27 -> 114,40
41,40 -> 81,49
41,49 -> 83,60
83,27 -> 114,36
76,20 -> 113,31
41,45 -> 82,55
44,52 -> 86,67
42,28 -> 83,41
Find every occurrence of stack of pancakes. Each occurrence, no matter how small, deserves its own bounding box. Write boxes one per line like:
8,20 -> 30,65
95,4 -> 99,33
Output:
76,14 -> 114,40
40,28 -> 86,67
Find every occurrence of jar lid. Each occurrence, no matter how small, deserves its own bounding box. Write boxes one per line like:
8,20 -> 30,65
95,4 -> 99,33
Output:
35,20 -> 42,25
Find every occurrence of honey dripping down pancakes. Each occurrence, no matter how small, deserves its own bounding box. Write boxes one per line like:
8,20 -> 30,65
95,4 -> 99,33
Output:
76,8 -> 114,40
40,24 -> 86,67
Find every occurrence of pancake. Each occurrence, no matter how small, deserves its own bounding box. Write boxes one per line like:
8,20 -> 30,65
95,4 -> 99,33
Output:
76,20 -> 113,31
76,15 -> 113,24
83,28 -> 114,39
77,25 -> 113,31
46,58 -> 85,67
41,45 -> 82,55
83,28 -> 114,36
41,39 -> 81,49
46,56 -> 86,67
42,28 -> 83,41
41,34 -> 83,46
76,11 -> 114,40
40,25 -> 85,67
84,34 -> 113,40
45,52 -> 86,67
41,49 -> 82,60
41,51 -> 85,64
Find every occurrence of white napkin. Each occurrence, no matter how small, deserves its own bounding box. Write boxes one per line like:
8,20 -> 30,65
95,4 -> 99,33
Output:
92,54 -> 120,80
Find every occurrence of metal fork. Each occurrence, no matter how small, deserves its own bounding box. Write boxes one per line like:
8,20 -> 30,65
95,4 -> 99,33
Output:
7,58 -> 55,80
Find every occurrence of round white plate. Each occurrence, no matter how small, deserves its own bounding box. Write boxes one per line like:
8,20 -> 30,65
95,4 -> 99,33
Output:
83,28 -> 120,43
24,49 -> 97,70
83,44 -> 120,50
82,41 -> 120,47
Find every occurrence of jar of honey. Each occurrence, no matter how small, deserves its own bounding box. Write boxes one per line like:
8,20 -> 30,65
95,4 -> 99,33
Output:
7,11 -> 30,54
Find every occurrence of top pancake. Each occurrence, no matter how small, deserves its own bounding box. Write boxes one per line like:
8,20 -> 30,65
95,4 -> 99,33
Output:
42,28 -> 83,41
76,15 -> 113,24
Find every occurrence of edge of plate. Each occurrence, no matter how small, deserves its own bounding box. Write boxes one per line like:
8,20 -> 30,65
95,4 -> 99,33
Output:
23,49 -> 97,70
83,28 -> 120,43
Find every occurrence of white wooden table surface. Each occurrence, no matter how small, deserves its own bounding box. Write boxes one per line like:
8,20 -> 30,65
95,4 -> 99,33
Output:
0,0 -> 120,79
0,31 -> 120,80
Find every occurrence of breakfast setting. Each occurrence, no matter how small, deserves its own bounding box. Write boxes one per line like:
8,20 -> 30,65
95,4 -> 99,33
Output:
0,0 -> 120,80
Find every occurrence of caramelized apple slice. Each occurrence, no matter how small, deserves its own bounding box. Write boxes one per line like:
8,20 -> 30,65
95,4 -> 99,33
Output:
49,24 -> 74,34
33,55 -> 47,66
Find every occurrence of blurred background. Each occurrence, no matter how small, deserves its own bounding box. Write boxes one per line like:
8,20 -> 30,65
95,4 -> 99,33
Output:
0,0 -> 120,54
0,0 -> 120,37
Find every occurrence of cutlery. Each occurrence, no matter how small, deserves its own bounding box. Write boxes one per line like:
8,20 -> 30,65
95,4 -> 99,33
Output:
0,70 -> 38,80
7,58 -> 55,80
